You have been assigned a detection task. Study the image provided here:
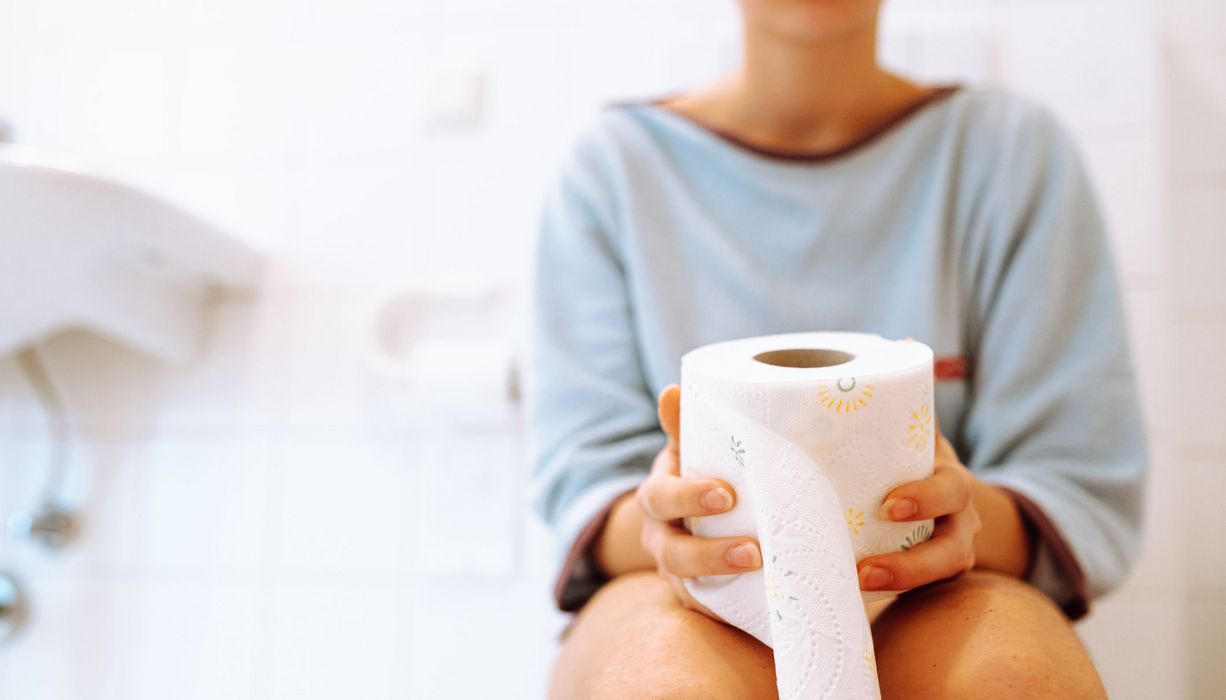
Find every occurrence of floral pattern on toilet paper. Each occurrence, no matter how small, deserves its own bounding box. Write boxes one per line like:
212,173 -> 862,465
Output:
906,402 -> 934,452
900,523 -> 933,551
730,436 -> 747,469
818,377 -> 875,413
846,508 -> 865,537
766,554 -> 799,622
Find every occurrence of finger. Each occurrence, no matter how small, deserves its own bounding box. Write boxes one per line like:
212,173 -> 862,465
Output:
935,428 -> 958,462
932,413 -> 942,456
638,473 -> 736,521
657,385 -> 681,455
650,439 -> 681,477
653,531 -> 762,578
641,516 -> 683,557
857,515 -> 975,591
879,463 -> 970,521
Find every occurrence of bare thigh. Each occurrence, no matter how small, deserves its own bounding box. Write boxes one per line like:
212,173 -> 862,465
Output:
550,571 -> 1104,700
549,572 -> 776,699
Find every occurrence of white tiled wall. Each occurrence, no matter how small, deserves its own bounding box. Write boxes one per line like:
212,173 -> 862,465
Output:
1162,1 -> 1226,696
0,0 -> 1220,698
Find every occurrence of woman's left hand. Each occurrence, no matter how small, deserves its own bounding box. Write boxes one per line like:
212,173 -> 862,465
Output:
857,431 -> 983,592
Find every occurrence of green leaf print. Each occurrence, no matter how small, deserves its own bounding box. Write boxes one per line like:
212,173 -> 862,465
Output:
729,436 -> 746,468
900,523 -> 934,551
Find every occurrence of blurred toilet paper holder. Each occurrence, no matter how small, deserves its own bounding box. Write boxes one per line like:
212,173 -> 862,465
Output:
0,571 -> 25,645
367,286 -> 521,413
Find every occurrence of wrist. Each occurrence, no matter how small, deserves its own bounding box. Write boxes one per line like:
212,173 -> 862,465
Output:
592,491 -> 655,577
970,478 -> 1035,578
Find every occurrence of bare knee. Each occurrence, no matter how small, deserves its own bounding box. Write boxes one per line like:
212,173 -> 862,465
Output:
585,620 -> 751,699
552,573 -> 776,699
875,571 -> 1105,700
936,575 -> 1104,700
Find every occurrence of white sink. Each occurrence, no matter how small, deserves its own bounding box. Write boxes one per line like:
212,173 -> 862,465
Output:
0,144 -> 263,363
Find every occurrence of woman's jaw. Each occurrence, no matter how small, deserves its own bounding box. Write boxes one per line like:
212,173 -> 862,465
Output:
737,0 -> 882,45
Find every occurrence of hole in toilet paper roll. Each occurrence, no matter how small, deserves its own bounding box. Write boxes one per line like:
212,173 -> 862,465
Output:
753,348 -> 855,368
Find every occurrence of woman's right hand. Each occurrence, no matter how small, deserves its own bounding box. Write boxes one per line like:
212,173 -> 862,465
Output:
635,385 -> 763,616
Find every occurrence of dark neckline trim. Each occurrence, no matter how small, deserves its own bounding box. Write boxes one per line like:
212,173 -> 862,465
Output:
635,85 -> 961,164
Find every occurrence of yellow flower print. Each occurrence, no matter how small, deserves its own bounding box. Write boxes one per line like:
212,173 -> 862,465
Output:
818,377 -> 875,413
907,403 -> 934,451
846,508 -> 865,536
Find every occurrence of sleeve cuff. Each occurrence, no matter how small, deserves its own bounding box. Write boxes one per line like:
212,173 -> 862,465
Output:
552,479 -> 643,612
998,486 -> 1091,620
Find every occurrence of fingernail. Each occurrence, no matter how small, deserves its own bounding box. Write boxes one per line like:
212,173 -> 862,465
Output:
881,498 -> 918,521
702,487 -> 733,511
859,565 -> 893,590
727,543 -> 761,569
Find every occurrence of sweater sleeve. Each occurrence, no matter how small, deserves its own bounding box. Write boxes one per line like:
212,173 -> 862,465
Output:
960,103 -> 1147,619
527,147 -> 664,611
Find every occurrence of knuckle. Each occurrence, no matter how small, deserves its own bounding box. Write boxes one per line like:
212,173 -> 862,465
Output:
969,510 -> 983,534
640,526 -> 656,553
660,540 -> 686,574
643,483 -> 670,518
958,466 -> 973,486
958,539 -> 976,566
702,542 -> 727,573
956,483 -> 971,510
636,480 -> 657,513
657,539 -> 676,571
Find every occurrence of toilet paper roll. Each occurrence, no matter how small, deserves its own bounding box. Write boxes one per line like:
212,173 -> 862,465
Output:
680,332 -> 935,699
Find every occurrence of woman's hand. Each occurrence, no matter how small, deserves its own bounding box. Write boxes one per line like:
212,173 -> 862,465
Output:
636,385 -> 763,615
856,431 -> 984,593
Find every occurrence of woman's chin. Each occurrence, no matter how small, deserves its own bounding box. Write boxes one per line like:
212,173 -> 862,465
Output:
740,0 -> 879,43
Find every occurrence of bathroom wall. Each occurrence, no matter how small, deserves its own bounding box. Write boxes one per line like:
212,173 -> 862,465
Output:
0,0 -> 1218,697
1160,0 -> 1226,697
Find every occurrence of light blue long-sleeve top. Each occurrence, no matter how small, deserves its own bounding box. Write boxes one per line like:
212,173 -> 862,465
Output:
529,87 -> 1146,619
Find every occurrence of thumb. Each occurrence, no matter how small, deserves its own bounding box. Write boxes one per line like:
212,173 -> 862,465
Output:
657,385 -> 681,454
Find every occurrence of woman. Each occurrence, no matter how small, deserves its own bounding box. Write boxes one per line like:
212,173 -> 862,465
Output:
530,1 -> 1145,697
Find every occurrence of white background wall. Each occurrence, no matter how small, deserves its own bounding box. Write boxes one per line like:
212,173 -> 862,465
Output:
0,0 -> 1221,697
1160,1 -> 1226,697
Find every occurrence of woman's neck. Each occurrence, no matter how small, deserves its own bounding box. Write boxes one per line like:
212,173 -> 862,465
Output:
664,17 -> 930,155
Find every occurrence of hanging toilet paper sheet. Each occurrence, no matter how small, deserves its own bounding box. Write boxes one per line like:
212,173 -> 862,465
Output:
680,333 -> 935,699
